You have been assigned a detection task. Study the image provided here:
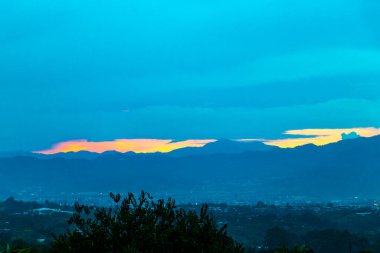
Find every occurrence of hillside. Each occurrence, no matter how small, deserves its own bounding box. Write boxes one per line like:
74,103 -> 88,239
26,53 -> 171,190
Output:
0,136 -> 379,203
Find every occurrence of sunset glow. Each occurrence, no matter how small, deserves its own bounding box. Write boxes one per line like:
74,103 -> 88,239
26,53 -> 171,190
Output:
263,127 -> 380,148
34,128 -> 380,154
34,139 -> 217,155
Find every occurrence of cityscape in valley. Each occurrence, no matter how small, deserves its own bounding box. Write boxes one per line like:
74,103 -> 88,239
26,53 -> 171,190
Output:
1,0 -> 380,252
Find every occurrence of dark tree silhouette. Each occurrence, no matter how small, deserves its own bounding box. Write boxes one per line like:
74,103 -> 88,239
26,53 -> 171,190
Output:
264,226 -> 296,249
50,191 -> 244,253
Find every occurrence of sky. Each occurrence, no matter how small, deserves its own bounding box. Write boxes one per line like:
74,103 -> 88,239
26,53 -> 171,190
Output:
1,0 -> 380,152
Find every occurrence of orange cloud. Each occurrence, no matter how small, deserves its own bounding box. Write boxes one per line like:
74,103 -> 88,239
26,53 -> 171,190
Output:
34,127 -> 380,154
34,139 -> 217,155
263,127 -> 380,148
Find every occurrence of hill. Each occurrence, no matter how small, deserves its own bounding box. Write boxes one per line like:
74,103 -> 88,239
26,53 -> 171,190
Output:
168,139 -> 275,157
0,136 -> 379,203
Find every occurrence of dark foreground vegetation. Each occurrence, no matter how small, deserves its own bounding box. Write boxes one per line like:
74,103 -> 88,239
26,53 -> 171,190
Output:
1,193 -> 380,253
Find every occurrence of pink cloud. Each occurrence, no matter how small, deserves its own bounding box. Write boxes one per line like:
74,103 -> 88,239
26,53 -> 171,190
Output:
34,139 -> 216,155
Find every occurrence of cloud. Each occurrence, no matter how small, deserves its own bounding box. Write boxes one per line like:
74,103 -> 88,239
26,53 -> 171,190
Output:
1,0 -> 380,151
3,97 -> 379,152
34,127 -> 380,154
341,131 -> 361,140
262,127 -> 380,148
242,48 -> 380,84
33,139 -> 216,155
116,75 -> 380,111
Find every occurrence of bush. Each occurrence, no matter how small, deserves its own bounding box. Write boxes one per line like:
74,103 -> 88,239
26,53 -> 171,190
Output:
50,191 -> 244,253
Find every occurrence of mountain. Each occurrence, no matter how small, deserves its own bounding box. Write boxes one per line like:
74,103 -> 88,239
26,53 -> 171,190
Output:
168,139 -> 275,157
39,151 -> 127,160
0,139 -> 274,159
0,136 -> 379,203
0,151 -> 36,158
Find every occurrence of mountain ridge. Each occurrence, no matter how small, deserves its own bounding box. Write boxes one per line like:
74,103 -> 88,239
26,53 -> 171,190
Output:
0,139 -> 276,159
0,135 -> 379,203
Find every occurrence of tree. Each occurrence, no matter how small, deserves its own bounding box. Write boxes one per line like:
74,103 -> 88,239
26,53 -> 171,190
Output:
50,191 -> 244,253
304,229 -> 369,253
264,227 -> 296,249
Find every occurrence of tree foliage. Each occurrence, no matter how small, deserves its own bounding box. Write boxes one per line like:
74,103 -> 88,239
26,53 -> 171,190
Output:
50,191 -> 244,253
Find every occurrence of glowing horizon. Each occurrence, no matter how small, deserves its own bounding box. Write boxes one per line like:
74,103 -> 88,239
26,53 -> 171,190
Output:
263,127 -> 380,148
33,127 -> 380,154
34,139 -> 217,155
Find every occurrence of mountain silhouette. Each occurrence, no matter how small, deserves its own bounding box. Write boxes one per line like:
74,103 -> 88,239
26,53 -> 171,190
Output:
0,139 -> 274,159
0,135 -> 379,202
168,139 -> 275,157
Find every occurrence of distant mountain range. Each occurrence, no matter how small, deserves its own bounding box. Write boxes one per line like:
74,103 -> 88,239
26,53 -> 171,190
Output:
0,139 -> 275,159
169,139 -> 275,157
0,136 -> 379,203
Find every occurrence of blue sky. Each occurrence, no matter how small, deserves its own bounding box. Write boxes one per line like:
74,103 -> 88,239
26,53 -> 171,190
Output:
1,0 -> 380,151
